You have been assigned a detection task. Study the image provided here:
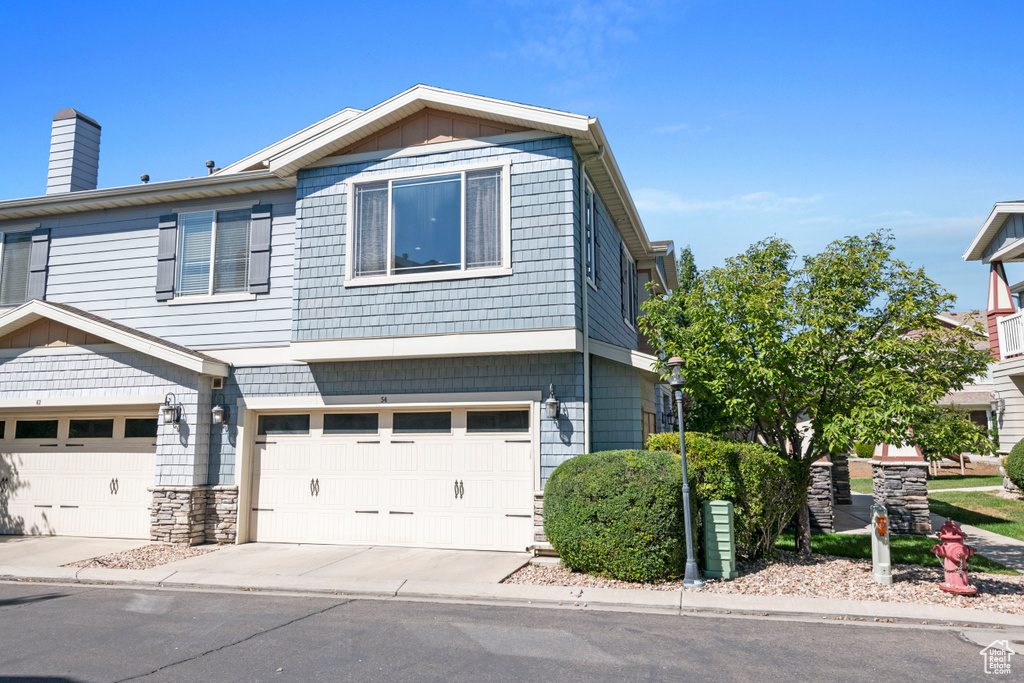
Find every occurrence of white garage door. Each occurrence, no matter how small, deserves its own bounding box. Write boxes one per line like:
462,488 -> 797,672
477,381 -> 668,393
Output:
0,413 -> 157,539
249,407 -> 535,551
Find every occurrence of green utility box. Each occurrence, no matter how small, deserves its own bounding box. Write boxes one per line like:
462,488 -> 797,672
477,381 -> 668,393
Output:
702,500 -> 738,579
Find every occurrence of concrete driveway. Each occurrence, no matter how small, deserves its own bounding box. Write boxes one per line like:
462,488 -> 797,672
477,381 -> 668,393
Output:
0,536 -> 532,585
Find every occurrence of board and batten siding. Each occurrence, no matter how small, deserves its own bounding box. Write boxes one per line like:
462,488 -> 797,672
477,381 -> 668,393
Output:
590,354 -> 642,452
291,136 -> 581,341
35,190 -> 295,350
983,213 -> 1024,262
208,353 -> 585,486
578,153 -> 640,351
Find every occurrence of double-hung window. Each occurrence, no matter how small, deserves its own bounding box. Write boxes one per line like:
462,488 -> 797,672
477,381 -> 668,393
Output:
176,209 -> 251,296
620,243 -> 638,329
584,179 -> 597,287
348,162 -> 510,284
0,231 -> 32,307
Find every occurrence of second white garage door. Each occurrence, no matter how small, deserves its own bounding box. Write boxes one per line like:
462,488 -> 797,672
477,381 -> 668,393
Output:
248,407 -> 535,551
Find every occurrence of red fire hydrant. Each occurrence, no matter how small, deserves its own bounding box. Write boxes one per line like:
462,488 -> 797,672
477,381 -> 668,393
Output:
931,519 -> 977,596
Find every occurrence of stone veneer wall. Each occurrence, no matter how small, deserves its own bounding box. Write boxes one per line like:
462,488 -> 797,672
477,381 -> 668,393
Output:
831,453 -> 852,505
150,485 -> 239,545
871,461 -> 931,534
534,492 -> 546,544
807,461 -> 834,532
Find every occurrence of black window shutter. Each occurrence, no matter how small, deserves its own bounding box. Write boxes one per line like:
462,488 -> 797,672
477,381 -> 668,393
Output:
155,214 -> 178,301
593,203 -> 601,287
26,228 -> 50,301
620,244 -> 627,318
248,204 -> 272,294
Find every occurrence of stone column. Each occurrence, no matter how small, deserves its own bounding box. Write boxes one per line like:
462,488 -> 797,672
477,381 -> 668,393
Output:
871,461 -> 931,534
807,461 -> 834,533
831,452 -> 852,505
205,486 -> 239,543
149,486 -> 206,545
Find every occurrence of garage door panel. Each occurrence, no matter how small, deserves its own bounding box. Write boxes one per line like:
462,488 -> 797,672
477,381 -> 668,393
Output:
351,511 -> 380,543
421,516 -> 453,546
388,478 -> 419,509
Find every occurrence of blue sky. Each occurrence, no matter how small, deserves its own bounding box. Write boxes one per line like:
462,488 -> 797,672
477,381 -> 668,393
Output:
0,1 -> 1018,310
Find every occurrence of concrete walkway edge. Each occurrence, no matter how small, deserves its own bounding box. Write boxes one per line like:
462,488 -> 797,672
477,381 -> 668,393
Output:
1,566 -> 1020,628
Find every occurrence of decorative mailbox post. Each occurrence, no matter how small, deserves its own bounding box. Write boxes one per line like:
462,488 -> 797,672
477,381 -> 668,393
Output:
870,503 -> 891,585
931,519 -> 978,596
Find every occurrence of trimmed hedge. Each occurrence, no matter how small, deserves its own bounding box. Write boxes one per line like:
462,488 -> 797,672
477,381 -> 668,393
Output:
852,442 -> 875,459
1005,440 -> 1024,490
543,449 -> 685,582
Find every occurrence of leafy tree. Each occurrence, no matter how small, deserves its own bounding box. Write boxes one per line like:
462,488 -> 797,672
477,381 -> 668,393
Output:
640,231 -> 990,553
912,404 -> 995,466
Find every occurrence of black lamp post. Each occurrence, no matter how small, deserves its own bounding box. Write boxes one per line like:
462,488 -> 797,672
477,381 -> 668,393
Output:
666,356 -> 703,589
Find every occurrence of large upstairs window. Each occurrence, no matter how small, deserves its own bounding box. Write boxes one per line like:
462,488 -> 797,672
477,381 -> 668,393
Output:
347,161 -> 511,285
176,209 -> 251,296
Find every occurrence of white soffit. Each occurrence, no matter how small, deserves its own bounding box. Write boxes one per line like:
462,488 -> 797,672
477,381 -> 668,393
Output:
588,338 -> 661,377
963,202 -> 1024,262
0,300 -> 229,377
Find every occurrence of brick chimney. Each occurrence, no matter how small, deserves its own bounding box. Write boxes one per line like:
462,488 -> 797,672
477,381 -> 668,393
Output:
46,108 -> 101,194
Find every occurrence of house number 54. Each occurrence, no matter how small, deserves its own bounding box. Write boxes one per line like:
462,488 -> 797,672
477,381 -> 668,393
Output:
380,396 -> 388,403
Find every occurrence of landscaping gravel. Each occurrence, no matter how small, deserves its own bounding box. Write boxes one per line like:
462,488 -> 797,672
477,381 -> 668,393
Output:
64,544 -> 219,570
506,552 -> 1024,615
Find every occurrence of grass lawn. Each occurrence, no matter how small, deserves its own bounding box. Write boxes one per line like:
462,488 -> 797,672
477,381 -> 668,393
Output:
776,531 -> 1018,575
928,490 -> 1024,543
849,474 -> 1004,495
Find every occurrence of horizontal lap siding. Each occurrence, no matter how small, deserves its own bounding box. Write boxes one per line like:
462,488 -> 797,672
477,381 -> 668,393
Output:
590,355 -> 641,452
209,353 -> 584,486
292,136 -> 581,341
993,369 -> 1024,453
42,190 -> 295,350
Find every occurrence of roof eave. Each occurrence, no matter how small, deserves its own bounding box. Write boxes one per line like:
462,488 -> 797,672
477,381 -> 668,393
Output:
964,202 -> 1024,262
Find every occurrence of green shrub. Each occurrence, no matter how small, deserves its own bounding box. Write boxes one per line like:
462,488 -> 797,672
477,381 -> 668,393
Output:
645,432 -> 800,559
1005,440 -> 1024,490
543,450 -> 685,582
852,442 -> 875,459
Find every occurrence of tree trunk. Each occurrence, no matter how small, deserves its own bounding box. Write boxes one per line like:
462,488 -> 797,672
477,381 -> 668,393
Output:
795,504 -> 812,556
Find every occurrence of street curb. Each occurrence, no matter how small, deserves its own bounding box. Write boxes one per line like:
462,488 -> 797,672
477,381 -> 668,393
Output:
1,568 -> 1021,628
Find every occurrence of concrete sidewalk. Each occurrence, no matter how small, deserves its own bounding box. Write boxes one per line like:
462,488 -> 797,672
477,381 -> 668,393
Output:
0,536 -> 1021,629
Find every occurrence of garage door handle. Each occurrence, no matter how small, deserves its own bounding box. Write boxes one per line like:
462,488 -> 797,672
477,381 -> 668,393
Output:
357,440 -> 380,444
455,480 -> 464,499
109,478 -> 119,495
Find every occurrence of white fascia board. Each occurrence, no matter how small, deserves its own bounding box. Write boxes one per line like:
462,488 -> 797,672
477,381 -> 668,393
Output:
0,301 -> 229,377
586,119 -> 654,259
203,346 -> 301,366
0,394 -> 165,409
215,108 -> 363,176
289,328 -> 584,362
269,84 -> 591,177
0,172 -> 294,223
588,338 -> 661,377
240,390 -> 542,411
963,202 -> 1024,262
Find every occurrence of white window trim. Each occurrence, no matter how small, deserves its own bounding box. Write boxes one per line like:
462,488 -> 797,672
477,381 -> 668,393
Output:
176,210 -> 251,298
584,175 -> 597,290
344,159 -> 513,288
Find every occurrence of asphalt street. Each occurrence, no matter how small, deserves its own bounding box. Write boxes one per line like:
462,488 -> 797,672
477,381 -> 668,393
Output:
0,582 -> 1008,682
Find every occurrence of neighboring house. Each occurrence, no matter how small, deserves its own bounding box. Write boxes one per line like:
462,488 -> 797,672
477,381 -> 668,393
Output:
963,204 -> 1024,454
0,86 -> 677,551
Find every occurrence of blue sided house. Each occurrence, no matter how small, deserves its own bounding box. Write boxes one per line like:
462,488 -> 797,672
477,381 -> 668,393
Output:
0,86 -> 677,551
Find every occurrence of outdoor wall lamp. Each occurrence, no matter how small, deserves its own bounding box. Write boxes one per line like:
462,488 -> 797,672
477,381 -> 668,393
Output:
991,395 -> 1005,414
544,384 -> 560,420
665,355 -> 703,590
161,392 -> 182,425
212,392 -> 229,425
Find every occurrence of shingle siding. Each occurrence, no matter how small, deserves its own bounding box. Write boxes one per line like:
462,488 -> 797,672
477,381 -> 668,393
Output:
31,189 -> 295,350
590,355 -> 642,451
209,353 -> 584,486
0,350 -> 207,487
291,136 -> 581,341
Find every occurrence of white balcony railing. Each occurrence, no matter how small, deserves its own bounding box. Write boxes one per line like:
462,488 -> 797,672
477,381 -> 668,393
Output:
999,310 -> 1024,359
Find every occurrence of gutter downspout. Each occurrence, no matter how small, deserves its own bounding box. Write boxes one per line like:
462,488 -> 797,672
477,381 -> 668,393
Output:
580,140 -> 606,456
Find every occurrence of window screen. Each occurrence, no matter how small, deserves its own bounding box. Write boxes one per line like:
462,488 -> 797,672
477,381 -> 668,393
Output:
257,414 -> 311,435
392,412 -> 451,433
466,410 -> 529,433
125,418 -> 159,438
466,169 -> 501,268
177,211 -> 214,295
15,420 -> 58,439
0,232 -> 32,307
354,182 -> 388,277
323,413 -> 379,434
68,419 -> 114,439
213,209 -> 250,293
